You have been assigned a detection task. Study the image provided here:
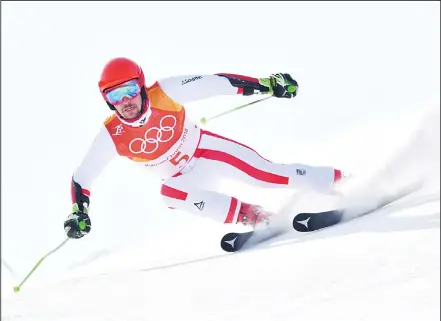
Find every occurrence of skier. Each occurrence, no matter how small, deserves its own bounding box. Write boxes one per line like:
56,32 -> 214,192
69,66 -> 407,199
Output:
64,57 -> 346,239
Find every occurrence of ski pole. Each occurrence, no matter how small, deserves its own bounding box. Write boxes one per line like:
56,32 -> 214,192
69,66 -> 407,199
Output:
200,95 -> 273,124
13,237 -> 70,293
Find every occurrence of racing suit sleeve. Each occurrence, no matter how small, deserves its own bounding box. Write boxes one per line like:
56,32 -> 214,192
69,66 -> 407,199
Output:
157,73 -> 272,105
71,125 -> 118,212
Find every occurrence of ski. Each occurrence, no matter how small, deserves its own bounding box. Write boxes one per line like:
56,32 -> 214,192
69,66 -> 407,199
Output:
220,226 -> 286,253
292,184 -> 420,232
220,184 -> 420,252
220,231 -> 255,252
293,210 -> 344,232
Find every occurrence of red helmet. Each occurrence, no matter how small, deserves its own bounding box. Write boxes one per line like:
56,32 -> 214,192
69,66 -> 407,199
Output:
99,57 -> 145,93
98,57 -> 150,127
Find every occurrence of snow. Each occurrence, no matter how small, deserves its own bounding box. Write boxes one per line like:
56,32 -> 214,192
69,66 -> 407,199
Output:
2,2 -> 439,321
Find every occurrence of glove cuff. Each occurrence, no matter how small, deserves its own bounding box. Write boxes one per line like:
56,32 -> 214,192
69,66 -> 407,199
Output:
72,202 -> 89,214
258,78 -> 274,95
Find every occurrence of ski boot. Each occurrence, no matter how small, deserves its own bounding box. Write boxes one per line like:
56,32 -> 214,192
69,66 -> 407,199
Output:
236,202 -> 273,228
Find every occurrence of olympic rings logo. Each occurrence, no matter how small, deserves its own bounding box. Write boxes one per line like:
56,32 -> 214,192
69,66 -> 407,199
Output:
129,115 -> 177,154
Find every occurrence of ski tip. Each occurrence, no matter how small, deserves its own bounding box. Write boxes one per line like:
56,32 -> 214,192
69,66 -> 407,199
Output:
292,213 -> 313,232
220,231 -> 254,253
293,210 -> 344,232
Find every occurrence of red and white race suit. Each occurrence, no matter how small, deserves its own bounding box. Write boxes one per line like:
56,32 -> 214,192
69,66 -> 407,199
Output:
71,73 -> 340,224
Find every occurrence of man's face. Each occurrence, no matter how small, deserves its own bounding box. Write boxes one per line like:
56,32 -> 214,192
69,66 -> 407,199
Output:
114,94 -> 142,119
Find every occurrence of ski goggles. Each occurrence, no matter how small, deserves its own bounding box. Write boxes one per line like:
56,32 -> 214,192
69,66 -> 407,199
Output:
104,79 -> 141,105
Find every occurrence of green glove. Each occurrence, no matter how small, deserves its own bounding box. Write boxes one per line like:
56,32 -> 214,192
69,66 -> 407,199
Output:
64,203 -> 91,239
259,73 -> 298,98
